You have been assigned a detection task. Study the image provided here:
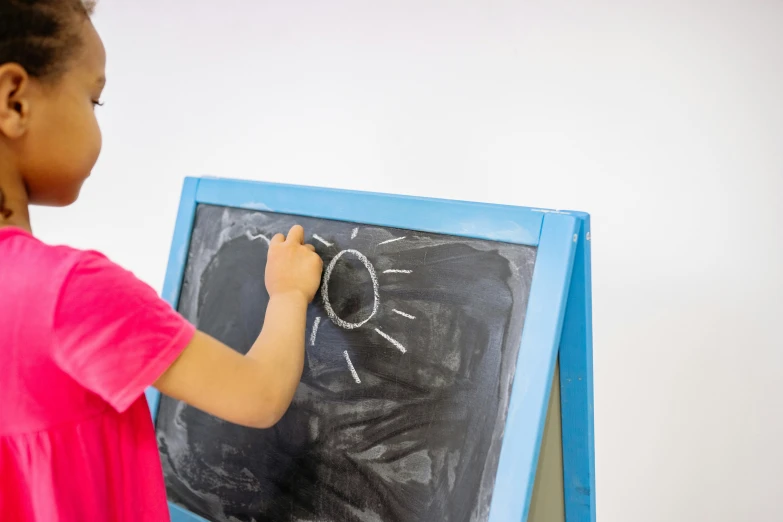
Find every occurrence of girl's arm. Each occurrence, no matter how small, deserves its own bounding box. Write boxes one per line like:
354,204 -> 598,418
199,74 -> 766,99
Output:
153,225 -> 323,429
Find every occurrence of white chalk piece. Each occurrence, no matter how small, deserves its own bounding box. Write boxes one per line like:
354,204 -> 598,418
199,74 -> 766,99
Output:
312,234 -> 333,247
377,236 -> 406,246
374,328 -> 407,354
392,309 -> 416,320
343,351 -> 361,384
322,249 -> 379,330
310,317 -> 321,346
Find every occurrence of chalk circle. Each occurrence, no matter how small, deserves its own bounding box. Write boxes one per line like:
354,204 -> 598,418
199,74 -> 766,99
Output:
322,249 -> 379,330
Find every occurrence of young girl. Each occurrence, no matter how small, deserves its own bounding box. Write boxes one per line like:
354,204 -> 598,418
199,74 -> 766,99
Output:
0,2 -> 323,520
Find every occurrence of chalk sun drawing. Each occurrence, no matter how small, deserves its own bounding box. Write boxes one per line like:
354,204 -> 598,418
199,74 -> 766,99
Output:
313,233 -> 411,383
250,229 -> 414,383
322,249 -> 379,330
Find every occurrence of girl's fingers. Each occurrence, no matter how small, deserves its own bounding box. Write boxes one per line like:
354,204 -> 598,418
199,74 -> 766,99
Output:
286,225 -> 305,244
271,233 -> 285,244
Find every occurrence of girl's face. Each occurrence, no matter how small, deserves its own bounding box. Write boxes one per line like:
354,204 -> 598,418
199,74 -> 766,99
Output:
1,18 -> 106,207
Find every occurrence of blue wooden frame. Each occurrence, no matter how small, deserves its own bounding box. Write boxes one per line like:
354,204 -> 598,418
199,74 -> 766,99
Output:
147,176 -> 595,522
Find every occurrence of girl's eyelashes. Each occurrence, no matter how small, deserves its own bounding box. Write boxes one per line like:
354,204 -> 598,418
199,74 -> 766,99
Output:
92,100 -> 104,107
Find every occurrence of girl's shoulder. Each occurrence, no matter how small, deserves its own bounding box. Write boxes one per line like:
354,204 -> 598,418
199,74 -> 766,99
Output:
0,226 -> 105,265
0,227 -> 110,302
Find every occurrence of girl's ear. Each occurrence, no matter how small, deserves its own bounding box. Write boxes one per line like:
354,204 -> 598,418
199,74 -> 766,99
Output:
0,64 -> 32,140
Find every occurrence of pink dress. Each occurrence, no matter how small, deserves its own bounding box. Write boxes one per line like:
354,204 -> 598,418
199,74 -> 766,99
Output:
0,227 -> 195,521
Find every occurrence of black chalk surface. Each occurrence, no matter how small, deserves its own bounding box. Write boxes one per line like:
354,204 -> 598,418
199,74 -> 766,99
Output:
156,204 -> 537,522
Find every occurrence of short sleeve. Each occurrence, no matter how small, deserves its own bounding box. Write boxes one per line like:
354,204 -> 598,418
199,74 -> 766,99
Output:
52,251 -> 196,412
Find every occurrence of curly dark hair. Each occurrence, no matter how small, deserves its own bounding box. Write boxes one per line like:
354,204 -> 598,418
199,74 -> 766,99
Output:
0,0 -> 95,218
0,0 -> 96,79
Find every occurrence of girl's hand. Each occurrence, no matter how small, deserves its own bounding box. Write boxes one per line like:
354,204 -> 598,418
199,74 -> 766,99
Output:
156,224 -> 323,429
265,225 -> 323,303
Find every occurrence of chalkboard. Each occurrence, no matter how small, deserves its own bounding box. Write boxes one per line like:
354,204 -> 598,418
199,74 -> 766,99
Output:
156,203 -> 537,522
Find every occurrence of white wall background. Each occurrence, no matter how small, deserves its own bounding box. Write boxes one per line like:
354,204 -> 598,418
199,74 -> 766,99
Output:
32,1 -> 782,521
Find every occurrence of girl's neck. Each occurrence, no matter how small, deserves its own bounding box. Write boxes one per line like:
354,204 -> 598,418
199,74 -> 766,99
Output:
0,156 -> 32,233
0,193 -> 31,232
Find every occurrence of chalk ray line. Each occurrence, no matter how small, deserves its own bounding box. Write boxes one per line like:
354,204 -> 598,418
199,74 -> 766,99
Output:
312,234 -> 333,247
378,236 -> 405,246
343,351 -> 361,383
310,317 -> 321,346
392,309 -> 416,320
374,328 -> 407,354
